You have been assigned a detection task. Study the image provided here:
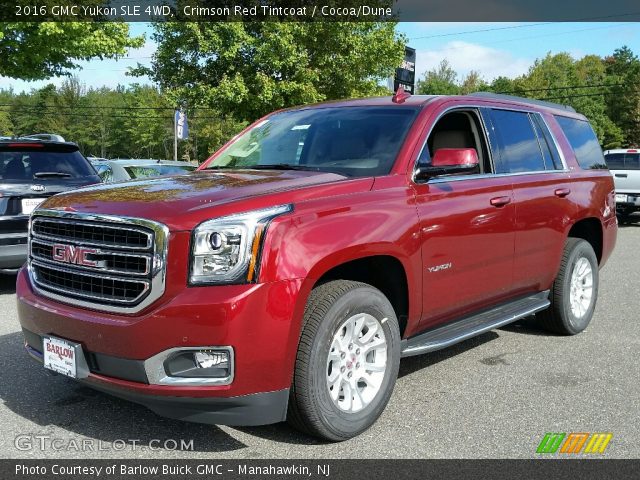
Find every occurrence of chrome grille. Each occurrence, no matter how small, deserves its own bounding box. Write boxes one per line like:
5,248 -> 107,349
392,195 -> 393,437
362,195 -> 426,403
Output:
28,210 -> 168,313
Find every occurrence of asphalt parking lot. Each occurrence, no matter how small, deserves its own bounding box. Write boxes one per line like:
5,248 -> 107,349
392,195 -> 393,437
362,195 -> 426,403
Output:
1,222 -> 639,460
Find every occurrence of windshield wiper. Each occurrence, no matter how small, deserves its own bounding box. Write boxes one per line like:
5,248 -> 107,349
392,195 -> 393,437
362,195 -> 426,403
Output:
203,165 -> 233,170
247,164 -> 321,172
33,172 -> 72,178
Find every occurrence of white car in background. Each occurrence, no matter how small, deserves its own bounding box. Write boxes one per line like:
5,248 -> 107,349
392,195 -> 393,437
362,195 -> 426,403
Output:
93,159 -> 197,183
604,148 -> 640,221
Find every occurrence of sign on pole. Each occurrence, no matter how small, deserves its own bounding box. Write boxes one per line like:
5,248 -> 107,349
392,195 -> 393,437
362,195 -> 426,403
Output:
175,109 -> 189,140
394,46 -> 416,94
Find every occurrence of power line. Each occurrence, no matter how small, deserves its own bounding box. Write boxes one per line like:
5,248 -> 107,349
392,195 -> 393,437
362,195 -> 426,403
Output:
0,103 -> 218,112
408,13 -> 640,41
0,108 -> 220,120
497,83 -> 628,94
408,22 -> 553,40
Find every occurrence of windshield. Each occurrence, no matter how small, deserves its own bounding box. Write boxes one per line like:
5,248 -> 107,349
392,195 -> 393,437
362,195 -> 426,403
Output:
0,150 -> 96,181
204,106 -> 420,177
124,165 -> 196,179
604,152 -> 640,170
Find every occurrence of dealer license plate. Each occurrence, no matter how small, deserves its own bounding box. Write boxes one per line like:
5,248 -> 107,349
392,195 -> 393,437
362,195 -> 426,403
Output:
43,336 -> 78,378
615,194 -> 629,203
21,198 -> 46,214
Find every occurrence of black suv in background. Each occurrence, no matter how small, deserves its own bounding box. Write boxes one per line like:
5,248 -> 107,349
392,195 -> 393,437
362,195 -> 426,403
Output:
0,138 -> 100,273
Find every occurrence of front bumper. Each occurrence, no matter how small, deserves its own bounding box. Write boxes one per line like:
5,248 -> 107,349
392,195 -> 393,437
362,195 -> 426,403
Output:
0,235 -> 27,271
615,193 -> 640,207
17,267 -> 304,425
24,340 -> 288,425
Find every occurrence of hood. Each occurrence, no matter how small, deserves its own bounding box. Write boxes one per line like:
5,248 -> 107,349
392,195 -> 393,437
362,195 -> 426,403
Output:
40,169 -> 369,230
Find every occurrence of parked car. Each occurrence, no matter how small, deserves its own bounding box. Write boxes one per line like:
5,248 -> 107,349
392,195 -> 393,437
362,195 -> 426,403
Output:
0,138 -> 100,273
604,148 -> 640,220
93,159 -> 196,183
17,92 -> 617,441
86,156 -> 109,163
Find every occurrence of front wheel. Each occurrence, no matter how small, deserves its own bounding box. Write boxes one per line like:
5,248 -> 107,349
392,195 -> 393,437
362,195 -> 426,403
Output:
538,238 -> 599,335
287,280 -> 401,441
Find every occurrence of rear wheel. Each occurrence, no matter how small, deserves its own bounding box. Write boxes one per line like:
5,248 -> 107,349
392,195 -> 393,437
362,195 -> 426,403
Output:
287,280 -> 400,441
538,238 -> 599,335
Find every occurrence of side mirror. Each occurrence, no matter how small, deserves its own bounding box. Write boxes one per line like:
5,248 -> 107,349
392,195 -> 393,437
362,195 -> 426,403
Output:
415,148 -> 479,181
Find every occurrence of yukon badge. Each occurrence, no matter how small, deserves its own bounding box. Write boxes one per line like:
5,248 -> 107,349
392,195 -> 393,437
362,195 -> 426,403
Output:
427,262 -> 452,273
30,184 -> 45,192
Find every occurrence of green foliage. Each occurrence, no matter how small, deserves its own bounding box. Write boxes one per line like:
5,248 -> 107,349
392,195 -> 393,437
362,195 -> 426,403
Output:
416,60 -> 460,95
0,79 -> 244,162
416,61 -> 489,95
135,21 -> 405,122
418,47 -> 640,148
0,22 -> 144,80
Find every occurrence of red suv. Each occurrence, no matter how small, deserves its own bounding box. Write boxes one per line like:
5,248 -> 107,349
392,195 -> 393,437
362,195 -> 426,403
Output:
17,92 -> 617,441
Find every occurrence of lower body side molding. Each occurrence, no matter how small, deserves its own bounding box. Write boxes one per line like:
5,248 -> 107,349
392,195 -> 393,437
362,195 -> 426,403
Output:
401,291 -> 550,358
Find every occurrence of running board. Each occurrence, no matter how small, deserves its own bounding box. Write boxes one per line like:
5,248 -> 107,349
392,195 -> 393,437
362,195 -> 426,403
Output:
400,291 -> 550,358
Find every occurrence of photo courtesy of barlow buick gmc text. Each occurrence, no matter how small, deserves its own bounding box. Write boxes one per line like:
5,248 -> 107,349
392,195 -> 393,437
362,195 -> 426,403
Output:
1,1 -> 639,479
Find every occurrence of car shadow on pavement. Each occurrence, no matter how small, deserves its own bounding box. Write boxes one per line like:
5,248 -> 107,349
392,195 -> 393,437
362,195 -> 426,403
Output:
0,274 -> 17,295
498,315 -> 551,336
398,331 -> 499,379
0,331 -> 248,454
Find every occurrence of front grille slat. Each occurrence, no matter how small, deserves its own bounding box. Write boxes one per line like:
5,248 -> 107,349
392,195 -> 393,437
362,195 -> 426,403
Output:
31,218 -> 152,250
28,214 -> 166,312
30,238 -> 151,276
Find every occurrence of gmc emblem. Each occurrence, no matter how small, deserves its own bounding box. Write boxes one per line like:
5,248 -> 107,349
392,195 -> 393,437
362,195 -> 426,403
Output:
52,244 -> 98,268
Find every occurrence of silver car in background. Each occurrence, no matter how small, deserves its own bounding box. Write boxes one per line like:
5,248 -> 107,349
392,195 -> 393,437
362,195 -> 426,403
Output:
604,149 -> 640,221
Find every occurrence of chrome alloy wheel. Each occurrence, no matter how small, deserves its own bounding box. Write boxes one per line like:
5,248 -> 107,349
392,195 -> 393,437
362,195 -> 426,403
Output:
326,313 -> 387,413
569,256 -> 594,319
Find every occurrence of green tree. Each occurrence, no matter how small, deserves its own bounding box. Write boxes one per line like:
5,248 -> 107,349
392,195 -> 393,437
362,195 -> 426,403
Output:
0,22 -> 143,80
416,60 -> 460,95
604,46 -> 640,147
135,21 -> 405,121
459,70 -> 489,95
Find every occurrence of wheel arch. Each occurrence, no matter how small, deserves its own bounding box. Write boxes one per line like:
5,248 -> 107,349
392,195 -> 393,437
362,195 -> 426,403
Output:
567,217 -> 603,264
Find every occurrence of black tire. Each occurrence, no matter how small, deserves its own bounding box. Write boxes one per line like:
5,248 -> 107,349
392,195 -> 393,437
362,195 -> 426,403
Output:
287,280 -> 401,441
538,238 -> 599,335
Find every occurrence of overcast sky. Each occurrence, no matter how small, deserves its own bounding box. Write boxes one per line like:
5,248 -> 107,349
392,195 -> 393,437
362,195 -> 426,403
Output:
1,22 -> 639,93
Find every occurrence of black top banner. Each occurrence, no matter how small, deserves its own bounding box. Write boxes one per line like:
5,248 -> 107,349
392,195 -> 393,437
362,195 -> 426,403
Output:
5,0 -> 640,22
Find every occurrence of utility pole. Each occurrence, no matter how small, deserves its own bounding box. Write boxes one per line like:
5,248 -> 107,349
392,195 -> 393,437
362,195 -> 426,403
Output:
173,109 -> 178,161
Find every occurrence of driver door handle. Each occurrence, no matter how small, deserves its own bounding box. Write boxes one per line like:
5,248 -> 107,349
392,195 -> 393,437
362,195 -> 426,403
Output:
490,196 -> 512,207
554,188 -> 571,198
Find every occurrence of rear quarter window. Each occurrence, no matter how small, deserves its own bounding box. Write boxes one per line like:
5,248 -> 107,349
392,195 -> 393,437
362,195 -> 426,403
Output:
554,116 -> 607,170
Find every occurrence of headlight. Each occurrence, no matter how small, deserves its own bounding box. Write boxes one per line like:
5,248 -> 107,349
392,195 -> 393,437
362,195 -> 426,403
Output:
190,204 -> 292,285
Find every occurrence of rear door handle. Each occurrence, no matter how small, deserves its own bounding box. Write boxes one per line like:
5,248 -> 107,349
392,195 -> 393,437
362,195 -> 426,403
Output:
615,173 -> 628,178
490,196 -> 512,207
554,188 -> 571,198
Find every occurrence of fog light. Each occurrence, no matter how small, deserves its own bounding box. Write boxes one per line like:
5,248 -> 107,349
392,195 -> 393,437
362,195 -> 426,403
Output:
194,350 -> 229,368
159,347 -> 234,384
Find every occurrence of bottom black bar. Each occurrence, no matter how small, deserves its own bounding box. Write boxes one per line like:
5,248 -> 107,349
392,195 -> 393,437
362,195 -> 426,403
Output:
3,459 -> 640,480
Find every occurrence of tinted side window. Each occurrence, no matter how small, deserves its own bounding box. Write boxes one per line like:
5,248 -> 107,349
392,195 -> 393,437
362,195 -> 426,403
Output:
555,116 -> 607,170
490,110 -> 546,173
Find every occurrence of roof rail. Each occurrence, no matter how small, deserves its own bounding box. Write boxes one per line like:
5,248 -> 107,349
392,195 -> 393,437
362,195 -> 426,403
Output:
467,92 -> 576,113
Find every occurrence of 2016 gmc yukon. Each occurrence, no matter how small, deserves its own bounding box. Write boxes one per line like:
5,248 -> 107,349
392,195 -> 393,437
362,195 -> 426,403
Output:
17,92 -> 617,441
